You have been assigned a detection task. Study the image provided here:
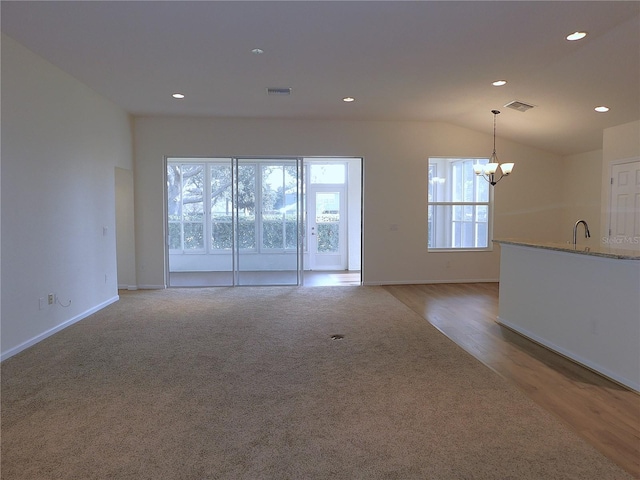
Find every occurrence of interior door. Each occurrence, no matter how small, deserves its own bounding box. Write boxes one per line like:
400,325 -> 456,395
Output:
307,186 -> 347,270
609,159 -> 640,250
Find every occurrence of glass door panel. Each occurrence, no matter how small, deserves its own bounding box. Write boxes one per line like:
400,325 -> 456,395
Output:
167,159 -> 234,287
167,157 -> 304,287
236,159 -> 302,286
316,192 -> 340,253
307,187 -> 347,270
207,162 -> 234,285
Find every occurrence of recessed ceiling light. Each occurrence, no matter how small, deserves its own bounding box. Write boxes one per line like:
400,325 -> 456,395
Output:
172,93 -> 185,99
251,48 -> 264,55
492,80 -> 507,87
594,106 -> 610,113
566,31 -> 587,41
342,97 -> 355,103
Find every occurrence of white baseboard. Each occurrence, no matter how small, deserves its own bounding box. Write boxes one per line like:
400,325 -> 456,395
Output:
1,295 -> 119,362
363,278 -> 499,286
136,284 -> 166,290
497,316 -> 639,393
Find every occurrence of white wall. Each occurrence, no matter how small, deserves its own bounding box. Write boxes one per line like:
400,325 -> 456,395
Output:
134,116 -> 564,287
115,167 -> 137,289
1,34 -> 133,358
561,149 -> 602,247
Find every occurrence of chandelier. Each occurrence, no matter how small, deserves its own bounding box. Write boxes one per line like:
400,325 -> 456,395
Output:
473,110 -> 514,186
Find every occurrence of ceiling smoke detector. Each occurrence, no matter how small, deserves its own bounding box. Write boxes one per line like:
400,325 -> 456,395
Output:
504,100 -> 535,112
267,87 -> 292,96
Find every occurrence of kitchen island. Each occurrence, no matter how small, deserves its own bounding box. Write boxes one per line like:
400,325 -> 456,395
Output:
494,239 -> 640,392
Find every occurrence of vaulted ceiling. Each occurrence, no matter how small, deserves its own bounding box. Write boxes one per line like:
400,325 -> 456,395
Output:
2,1 -> 639,156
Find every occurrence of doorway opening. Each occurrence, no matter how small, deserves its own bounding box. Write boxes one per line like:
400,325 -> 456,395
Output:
165,157 -> 362,287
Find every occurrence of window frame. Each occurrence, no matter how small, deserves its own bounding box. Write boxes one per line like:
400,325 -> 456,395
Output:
167,162 -> 207,254
259,162 -> 300,253
167,158 -> 302,256
428,157 -> 494,252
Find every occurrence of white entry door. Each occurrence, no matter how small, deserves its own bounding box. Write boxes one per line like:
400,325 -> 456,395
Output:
609,159 -> 640,250
307,186 -> 347,270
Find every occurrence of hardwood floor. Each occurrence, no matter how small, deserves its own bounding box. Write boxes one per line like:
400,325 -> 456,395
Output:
383,283 -> 640,478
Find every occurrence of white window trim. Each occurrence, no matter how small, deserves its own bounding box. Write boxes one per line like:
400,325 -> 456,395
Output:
167,158 -> 304,255
428,157 -> 495,252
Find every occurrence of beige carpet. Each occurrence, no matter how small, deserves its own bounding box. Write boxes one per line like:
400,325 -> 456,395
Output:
1,286 -> 633,479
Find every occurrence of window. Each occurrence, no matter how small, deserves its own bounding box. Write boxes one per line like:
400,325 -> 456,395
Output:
261,164 -> 299,250
428,157 -> 492,250
209,163 -> 234,250
167,163 -> 206,252
167,159 -> 300,254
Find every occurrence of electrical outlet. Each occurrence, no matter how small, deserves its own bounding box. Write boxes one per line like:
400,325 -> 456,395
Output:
48,293 -> 55,305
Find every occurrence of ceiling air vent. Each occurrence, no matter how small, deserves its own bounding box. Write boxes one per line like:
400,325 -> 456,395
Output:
267,87 -> 292,96
504,100 -> 535,112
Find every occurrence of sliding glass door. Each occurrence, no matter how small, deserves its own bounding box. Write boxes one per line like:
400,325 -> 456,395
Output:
167,157 -> 303,286
235,159 -> 302,285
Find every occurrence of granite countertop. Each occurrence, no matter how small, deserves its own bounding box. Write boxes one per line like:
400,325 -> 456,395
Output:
493,239 -> 640,260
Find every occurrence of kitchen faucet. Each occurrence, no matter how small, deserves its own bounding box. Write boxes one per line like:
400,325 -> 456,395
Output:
573,220 -> 590,245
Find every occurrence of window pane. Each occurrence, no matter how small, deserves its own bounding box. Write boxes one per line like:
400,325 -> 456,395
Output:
181,165 -> 204,221
453,205 -> 463,221
285,213 -> 298,249
167,164 -> 182,222
237,217 -> 255,249
210,164 -> 232,214
316,193 -> 340,223
427,205 -> 433,248
167,163 -> 204,251
211,217 -> 232,249
237,165 -> 256,250
430,205 -> 489,249
310,164 -> 345,184
237,165 -> 256,218
168,222 -> 181,250
317,224 -> 339,252
476,170 -> 489,202
261,164 -> 298,250
452,221 -> 462,247
453,162 -> 462,201
210,163 -> 233,250
477,205 -> 488,223
463,161 -> 474,202
262,213 -> 283,249
183,222 -> 204,250
183,202 -> 203,222
262,165 -> 283,249
428,164 -> 435,203
428,158 -> 491,250
462,221 -> 474,247
476,222 -> 488,248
